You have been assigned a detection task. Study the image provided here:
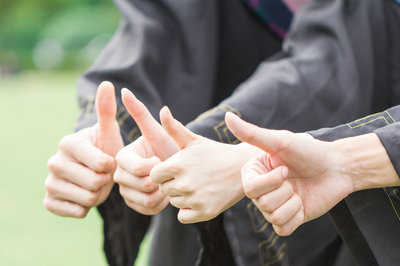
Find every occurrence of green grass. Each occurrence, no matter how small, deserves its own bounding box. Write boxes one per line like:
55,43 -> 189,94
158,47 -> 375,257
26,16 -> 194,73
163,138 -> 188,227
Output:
0,71 -> 150,266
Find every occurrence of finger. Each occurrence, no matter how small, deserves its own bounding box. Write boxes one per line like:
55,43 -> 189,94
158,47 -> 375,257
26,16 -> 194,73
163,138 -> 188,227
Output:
177,209 -> 204,224
263,194 -> 303,226
59,135 -> 115,173
169,196 -> 191,209
43,194 -> 89,218
45,175 -> 100,207
225,112 -> 289,153
243,166 -> 288,199
116,150 -> 160,177
150,159 -> 181,184
273,209 -> 305,236
124,196 -> 169,215
121,88 -> 162,136
119,186 -> 167,210
241,153 -> 270,178
159,179 -> 185,197
254,180 -> 293,213
47,155 -> 112,191
121,89 -> 176,160
96,81 -> 117,135
159,106 -> 198,150
114,167 -> 158,193
240,154 -> 269,189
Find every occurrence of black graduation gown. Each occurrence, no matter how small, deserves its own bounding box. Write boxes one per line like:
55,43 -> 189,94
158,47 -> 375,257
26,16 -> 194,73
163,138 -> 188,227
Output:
75,0 -> 400,265
309,105 -> 400,265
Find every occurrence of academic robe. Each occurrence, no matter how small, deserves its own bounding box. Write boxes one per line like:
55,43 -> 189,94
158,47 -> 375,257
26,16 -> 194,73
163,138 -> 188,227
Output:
310,105 -> 400,265
75,0 -> 399,265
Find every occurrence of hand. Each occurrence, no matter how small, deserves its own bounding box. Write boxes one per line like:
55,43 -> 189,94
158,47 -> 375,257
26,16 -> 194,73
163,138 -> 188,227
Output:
113,89 -> 176,215
225,112 -> 354,236
150,107 -> 260,223
44,81 -> 124,218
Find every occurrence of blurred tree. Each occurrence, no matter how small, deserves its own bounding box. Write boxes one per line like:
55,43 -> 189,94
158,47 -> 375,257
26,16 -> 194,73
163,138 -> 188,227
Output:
0,0 -> 119,71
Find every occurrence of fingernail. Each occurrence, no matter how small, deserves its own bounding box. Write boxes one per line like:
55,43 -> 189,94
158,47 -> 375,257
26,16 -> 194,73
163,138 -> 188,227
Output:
282,166 -> 288,178
121,88 -> 129,95
100,80 -> 111,87
162,106 -> 173,118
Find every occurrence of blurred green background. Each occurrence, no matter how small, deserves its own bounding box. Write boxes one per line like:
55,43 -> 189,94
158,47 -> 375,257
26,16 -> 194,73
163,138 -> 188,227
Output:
0,0 -> 148,265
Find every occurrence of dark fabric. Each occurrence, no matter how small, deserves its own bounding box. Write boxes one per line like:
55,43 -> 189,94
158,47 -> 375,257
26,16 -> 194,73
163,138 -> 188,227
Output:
76,0 -> 287,265
148,205 -> 201,266
222,198 -> 348,266
187,0 -> 398,265
241,0 -> 297,38
74,0 -> 400,265
97,185 -> 151,266
310,106 -> 400,265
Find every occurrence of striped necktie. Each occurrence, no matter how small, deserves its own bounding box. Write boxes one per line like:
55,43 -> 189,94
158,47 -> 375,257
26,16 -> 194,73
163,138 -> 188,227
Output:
242,0 -> 309,38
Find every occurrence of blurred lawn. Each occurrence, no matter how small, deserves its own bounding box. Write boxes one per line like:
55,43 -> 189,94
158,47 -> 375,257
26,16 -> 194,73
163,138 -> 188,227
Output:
0,71 -> 149,266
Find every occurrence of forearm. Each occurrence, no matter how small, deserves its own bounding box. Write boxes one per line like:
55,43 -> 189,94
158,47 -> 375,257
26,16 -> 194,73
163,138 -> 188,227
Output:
310,105 -> 400,182
334,133 -> 400,192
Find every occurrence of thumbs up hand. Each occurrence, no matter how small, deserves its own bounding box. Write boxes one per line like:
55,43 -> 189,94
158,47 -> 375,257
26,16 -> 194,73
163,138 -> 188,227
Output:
113,89 -> 176,215
150,107 -> 260,223
44,81 -> 124,218
225,112 -> 354,236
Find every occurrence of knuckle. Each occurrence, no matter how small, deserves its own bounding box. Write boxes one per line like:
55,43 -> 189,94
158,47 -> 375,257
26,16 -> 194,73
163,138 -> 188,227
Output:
46,155 -> 59,173
42,197 -> 53,211
118,186 -> 128,199
88,175 -> 105,191
203,208 -> 216,221
115,150 -> 124,164
83,192 -> 98,206
113,174 -> 121,184
274,225 -> 291,236
259,199 -> 274,213
130,164 -> 147,176
113,168 -> 123,184
268,212 -> 285,226
95,157 -> 113,172
143,197 -> 156,208
124,200 -> 139,213
142,180 -> 156,192
74,208 -> 89,219
58,135 -> 73,150
243,181 -> 257,198
44,177 -> 53,191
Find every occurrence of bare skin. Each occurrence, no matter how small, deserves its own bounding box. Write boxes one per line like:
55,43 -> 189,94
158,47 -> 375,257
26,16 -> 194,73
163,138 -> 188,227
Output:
150,107 -> 260,223
44,81 -> 124,218
113,89 -> 177,215
114,93 -> 260,220
225,112 -> 400,236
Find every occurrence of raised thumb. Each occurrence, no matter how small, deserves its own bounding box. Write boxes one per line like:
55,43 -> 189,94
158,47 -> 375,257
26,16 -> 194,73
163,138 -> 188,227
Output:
160,106 -> 198,150
96,81 -> 117,135
225,112 -> 283,153
121,88 -> 166,139
121,89 -> 177,160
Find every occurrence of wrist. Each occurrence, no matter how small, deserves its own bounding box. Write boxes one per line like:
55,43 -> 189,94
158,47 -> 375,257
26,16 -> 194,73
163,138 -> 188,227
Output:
333,133 -> 400,192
